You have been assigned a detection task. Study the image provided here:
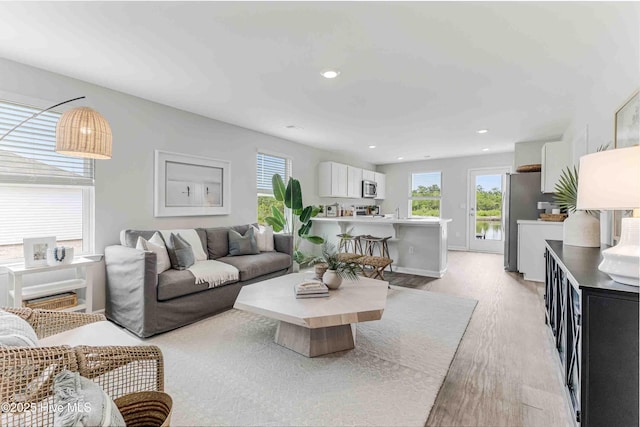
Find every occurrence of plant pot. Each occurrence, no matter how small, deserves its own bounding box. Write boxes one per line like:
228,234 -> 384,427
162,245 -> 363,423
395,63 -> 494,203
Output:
314,263 -> 328,280
322,269 -> 342,290
291,261 -> 300,273
563,210 -> 600,247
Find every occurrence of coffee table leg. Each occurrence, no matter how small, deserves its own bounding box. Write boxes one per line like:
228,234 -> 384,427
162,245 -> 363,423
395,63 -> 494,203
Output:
275,321 -> 355,357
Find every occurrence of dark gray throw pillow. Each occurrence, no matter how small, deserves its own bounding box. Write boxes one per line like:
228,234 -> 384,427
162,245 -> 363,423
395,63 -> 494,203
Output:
167,233 -> 195,270
228,228 -> 260,256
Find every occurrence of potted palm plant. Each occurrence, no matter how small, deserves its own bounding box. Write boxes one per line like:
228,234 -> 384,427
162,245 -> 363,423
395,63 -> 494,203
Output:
313,241 -> 361,289
264,174 -> 324,266
554,144 -> 608,247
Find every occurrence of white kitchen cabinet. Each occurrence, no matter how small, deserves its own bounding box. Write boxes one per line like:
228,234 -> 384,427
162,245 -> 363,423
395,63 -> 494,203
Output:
374,172 -> 386,200
347,166 -> 363,198
362,169 -> 376,181
541,141 -> 570,193
517,220 -> 563,282
318,161 -> 348,198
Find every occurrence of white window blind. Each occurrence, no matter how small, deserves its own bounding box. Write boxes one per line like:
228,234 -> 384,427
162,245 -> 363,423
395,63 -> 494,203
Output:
0,100 -> 94,186
257,152 -> 291,194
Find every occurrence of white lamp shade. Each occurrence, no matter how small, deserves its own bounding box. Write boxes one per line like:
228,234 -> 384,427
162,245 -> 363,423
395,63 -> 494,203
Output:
576,145 -> 640,210
55,107 -> 112,159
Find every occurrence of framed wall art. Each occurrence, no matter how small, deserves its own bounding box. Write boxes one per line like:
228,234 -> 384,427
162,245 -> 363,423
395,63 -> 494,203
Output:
611,89 -> 639,243
614,89 -> 639,148
154,150 -> 231,217
23,236 -> 56,268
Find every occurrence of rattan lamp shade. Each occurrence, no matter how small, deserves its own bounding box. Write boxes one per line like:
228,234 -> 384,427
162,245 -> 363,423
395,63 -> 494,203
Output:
55,107 -> 112,159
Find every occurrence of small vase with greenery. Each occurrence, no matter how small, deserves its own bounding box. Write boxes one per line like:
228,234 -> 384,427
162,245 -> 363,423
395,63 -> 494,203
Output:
554,143 -> 609,214
264,174 -> 324,265
312,241 -> 361,289
554,143 -> 608,247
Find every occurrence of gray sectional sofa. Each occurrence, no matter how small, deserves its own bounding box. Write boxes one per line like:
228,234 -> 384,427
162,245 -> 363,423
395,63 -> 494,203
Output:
105,224 -> 292,337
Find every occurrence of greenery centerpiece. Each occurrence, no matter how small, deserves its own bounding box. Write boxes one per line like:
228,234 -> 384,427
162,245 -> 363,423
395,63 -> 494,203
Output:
264,174 -> 324,265
312,241 -> 361,289
554,143 -> 609,214
553,144 -> 608,247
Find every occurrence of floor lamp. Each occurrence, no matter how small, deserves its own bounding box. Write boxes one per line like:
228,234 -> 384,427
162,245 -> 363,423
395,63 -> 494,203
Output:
0,96 -> 112,159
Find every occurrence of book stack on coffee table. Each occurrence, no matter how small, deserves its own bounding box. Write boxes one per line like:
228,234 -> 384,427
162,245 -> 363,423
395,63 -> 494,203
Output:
294,280 -> 329,299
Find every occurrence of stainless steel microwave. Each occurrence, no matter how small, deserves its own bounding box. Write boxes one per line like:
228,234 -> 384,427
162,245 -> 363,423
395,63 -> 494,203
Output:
362,180 -> 377,198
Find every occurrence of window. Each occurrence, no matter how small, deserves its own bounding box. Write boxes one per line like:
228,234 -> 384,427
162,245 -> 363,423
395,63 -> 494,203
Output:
409,171 -> 442,217
256,152 -> 291,225
0,99 -> 94,262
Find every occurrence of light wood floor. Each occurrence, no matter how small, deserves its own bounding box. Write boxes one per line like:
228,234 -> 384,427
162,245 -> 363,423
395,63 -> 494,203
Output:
386,251 -> 573,427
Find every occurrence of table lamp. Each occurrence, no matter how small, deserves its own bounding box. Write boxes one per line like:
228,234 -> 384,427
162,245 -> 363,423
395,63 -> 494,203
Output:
576,145 -> 640,286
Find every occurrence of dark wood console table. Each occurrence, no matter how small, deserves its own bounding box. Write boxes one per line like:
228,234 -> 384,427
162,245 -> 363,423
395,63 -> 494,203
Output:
545,240 -> 638,426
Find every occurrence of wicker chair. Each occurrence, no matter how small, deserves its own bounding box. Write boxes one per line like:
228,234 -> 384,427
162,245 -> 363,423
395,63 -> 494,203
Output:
0,307 -> 164,427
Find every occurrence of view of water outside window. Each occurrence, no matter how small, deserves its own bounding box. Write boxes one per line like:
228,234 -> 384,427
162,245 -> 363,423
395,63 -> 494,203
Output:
475,174 -> 503,240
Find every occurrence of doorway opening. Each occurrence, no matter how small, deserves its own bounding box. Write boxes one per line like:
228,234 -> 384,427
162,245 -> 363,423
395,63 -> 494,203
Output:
468,167 -> 510,253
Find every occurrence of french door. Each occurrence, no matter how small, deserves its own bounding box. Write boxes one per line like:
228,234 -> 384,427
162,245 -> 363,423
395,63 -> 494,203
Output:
468,167 -> 510,253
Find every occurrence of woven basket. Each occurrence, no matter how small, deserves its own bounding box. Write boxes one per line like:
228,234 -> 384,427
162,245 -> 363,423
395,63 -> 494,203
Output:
115,391 -> 173,427
539,213 -> 568,222
516,164 -> 542,173
23,292 -> 77,310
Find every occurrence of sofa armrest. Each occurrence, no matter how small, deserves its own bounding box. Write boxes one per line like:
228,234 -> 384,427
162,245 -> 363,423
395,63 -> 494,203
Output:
105,245 -> 158,337
274,233 -> 293,256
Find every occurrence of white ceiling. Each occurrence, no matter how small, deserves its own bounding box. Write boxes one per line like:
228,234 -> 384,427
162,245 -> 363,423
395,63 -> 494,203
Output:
0,2 -> 638,164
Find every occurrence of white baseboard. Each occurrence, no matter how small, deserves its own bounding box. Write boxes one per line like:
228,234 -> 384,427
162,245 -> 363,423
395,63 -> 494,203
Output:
394,266 -> 446,278
447,245 -> 468,251
92,308 -> 105,314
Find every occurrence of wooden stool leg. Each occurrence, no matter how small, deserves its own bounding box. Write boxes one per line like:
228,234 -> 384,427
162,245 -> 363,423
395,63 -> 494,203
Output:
383,240 -> 392,272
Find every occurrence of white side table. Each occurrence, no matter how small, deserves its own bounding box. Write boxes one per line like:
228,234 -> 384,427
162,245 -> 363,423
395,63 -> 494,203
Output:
5,257 -> 96,312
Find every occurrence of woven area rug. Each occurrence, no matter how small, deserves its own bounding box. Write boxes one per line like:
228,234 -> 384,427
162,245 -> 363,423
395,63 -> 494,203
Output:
147,286 -> 477,426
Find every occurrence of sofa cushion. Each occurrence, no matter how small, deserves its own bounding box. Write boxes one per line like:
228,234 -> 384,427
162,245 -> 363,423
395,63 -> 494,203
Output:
160,229 -> 207,261
228,228 -> 260,256
165,233 -> 195,270
157,269 -> 238,301
203,224 -> 260,259
136,233 -> 171,273
203,227 -> 230,259
252,225 -> 275,252
217,252 -> 292,281
39,321 -> 143,347
121,229 -> 160,248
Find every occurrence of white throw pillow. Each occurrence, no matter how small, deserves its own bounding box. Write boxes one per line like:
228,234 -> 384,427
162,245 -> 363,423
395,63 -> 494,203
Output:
136,233 -> 171,273
0,309 -> 38,347
252,225 -> 275,252
160,229 -> 207,261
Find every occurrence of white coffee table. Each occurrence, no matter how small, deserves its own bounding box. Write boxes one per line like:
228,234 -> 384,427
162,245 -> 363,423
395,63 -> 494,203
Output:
234,273 -> 388,357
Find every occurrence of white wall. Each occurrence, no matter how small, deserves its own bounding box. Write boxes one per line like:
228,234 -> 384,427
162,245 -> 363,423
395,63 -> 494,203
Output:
377,152 -> 514,250
0,58 -> 374,309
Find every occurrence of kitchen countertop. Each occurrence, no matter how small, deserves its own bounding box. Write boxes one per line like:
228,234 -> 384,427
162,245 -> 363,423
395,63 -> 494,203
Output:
314,216 -> 452,226
517,219 -> 564,225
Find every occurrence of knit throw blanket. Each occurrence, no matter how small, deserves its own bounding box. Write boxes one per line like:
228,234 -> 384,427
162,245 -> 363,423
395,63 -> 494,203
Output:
188,260 -> 239,287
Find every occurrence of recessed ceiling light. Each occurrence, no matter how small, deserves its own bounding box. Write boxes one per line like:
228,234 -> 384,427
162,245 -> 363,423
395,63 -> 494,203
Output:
369,145 -> 376,149
424,155 -> 431,158
477,129 -> 489,134
286,125 -> 296,129
321,69 -> 340,79
397,156 -> 404,160
482,148 -> 490,151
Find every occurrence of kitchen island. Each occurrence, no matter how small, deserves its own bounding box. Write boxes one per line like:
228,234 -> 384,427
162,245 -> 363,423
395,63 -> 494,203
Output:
312,216 -> 452,278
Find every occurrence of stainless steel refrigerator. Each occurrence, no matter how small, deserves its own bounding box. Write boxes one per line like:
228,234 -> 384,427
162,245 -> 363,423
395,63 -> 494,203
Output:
503,172 -> 556,271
